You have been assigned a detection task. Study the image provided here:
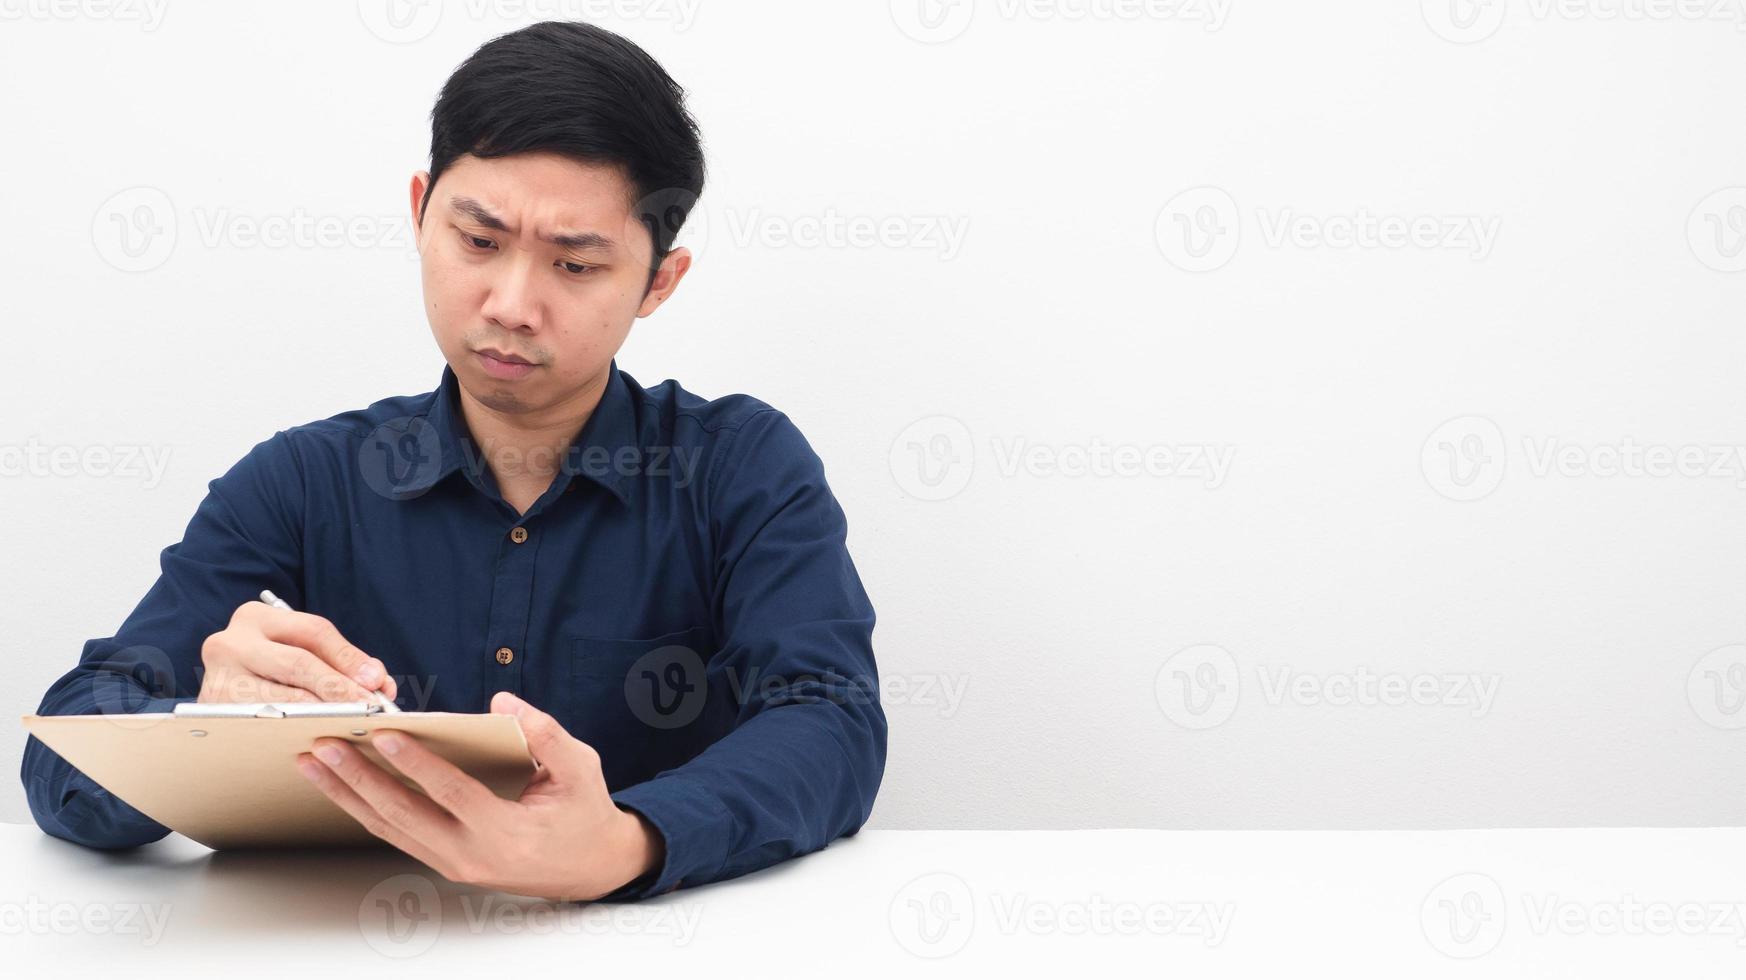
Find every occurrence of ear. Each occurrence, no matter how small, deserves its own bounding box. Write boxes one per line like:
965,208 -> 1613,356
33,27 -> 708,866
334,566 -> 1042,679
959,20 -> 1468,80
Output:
409,170 -> 432,237
636,246 -> 692,318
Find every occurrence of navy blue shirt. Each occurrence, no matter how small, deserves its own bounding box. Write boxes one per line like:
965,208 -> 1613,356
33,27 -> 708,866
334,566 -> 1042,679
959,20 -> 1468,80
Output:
21,360 -> 886,899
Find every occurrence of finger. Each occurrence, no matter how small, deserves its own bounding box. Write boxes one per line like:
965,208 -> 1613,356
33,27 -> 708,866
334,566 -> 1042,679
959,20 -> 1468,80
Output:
490,691 -> 591,775
295,753 -> 452,873
211,676 -> 320,703
369,730 -> 502,825
240,641 -> 378,702
307,738 -> 461,848
262,611 -> 388,691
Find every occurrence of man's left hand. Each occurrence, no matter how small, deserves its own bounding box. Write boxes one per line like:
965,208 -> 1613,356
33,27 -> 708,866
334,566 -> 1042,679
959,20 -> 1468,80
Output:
296,690 -> 663,902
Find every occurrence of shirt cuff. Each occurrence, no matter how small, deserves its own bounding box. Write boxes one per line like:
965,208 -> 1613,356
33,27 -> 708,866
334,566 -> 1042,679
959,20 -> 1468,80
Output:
603,774 -> 734,901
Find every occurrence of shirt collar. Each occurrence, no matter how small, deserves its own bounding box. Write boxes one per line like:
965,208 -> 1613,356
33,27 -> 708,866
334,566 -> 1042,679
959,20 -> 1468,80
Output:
418,358 -> 637,506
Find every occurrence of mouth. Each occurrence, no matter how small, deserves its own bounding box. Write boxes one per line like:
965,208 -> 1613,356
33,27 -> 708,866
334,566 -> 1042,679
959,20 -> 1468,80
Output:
474,348 -> 539,380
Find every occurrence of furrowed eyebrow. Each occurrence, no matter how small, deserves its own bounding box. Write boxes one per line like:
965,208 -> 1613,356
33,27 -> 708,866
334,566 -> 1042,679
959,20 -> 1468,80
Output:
449,196 -> 618,252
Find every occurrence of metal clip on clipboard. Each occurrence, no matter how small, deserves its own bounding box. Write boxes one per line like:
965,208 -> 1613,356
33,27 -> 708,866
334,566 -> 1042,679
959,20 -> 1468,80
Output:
172,701 -> 394,719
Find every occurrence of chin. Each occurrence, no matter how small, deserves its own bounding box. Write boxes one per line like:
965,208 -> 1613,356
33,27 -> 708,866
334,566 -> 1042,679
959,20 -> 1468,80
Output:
473,386 -> 534,413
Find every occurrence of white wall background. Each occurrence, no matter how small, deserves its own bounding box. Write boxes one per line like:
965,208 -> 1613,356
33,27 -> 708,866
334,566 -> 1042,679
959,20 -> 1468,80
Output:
4,0 -> 1745,831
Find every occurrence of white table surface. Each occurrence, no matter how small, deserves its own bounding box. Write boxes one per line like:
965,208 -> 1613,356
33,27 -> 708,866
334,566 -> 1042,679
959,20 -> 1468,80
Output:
2,822 -> 1743,976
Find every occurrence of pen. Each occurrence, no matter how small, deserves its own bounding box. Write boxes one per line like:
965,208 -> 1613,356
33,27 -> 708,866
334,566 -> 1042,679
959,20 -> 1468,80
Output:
258,589 -> 402,713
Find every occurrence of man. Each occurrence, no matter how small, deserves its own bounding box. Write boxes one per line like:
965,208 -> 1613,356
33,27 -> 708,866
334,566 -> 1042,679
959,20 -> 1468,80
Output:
21,21 -> 886,903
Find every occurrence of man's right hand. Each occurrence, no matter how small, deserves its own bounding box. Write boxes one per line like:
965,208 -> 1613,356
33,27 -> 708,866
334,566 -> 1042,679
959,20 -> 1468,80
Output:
197,601 -> 397,704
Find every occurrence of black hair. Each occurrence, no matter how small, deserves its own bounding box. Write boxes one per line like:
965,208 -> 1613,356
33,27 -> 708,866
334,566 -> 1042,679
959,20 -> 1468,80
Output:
421,21 -> 706,287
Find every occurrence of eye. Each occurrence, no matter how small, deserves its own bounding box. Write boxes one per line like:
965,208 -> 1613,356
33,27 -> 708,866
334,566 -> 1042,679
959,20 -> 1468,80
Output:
556,259 -> 594,276
460,232 -> 496,251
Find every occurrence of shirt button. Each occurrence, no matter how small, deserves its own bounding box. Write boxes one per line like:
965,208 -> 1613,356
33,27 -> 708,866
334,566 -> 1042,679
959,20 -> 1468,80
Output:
495,647 -> 514,665
510,526 -> 528,544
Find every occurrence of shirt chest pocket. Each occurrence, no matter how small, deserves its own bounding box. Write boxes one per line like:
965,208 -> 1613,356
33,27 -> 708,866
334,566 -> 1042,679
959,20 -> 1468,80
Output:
568,625 -> 712,740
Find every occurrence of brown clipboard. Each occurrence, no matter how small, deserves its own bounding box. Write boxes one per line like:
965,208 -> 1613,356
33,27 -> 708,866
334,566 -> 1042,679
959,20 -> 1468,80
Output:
22,703 -> 536,850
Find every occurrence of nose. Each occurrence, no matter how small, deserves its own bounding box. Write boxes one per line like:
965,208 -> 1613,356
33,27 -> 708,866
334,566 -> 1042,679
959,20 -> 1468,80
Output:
479,252 -> 541,333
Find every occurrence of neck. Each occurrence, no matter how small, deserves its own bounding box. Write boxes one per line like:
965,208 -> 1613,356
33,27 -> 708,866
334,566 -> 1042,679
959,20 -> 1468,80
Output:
456,368 -> 609,491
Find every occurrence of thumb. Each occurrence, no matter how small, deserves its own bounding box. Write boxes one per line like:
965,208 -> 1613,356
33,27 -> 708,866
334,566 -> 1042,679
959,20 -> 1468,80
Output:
491,691 -> 587,773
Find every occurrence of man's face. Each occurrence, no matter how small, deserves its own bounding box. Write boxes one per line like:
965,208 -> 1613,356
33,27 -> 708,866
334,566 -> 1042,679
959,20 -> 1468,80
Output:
409,151 -> 689,417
